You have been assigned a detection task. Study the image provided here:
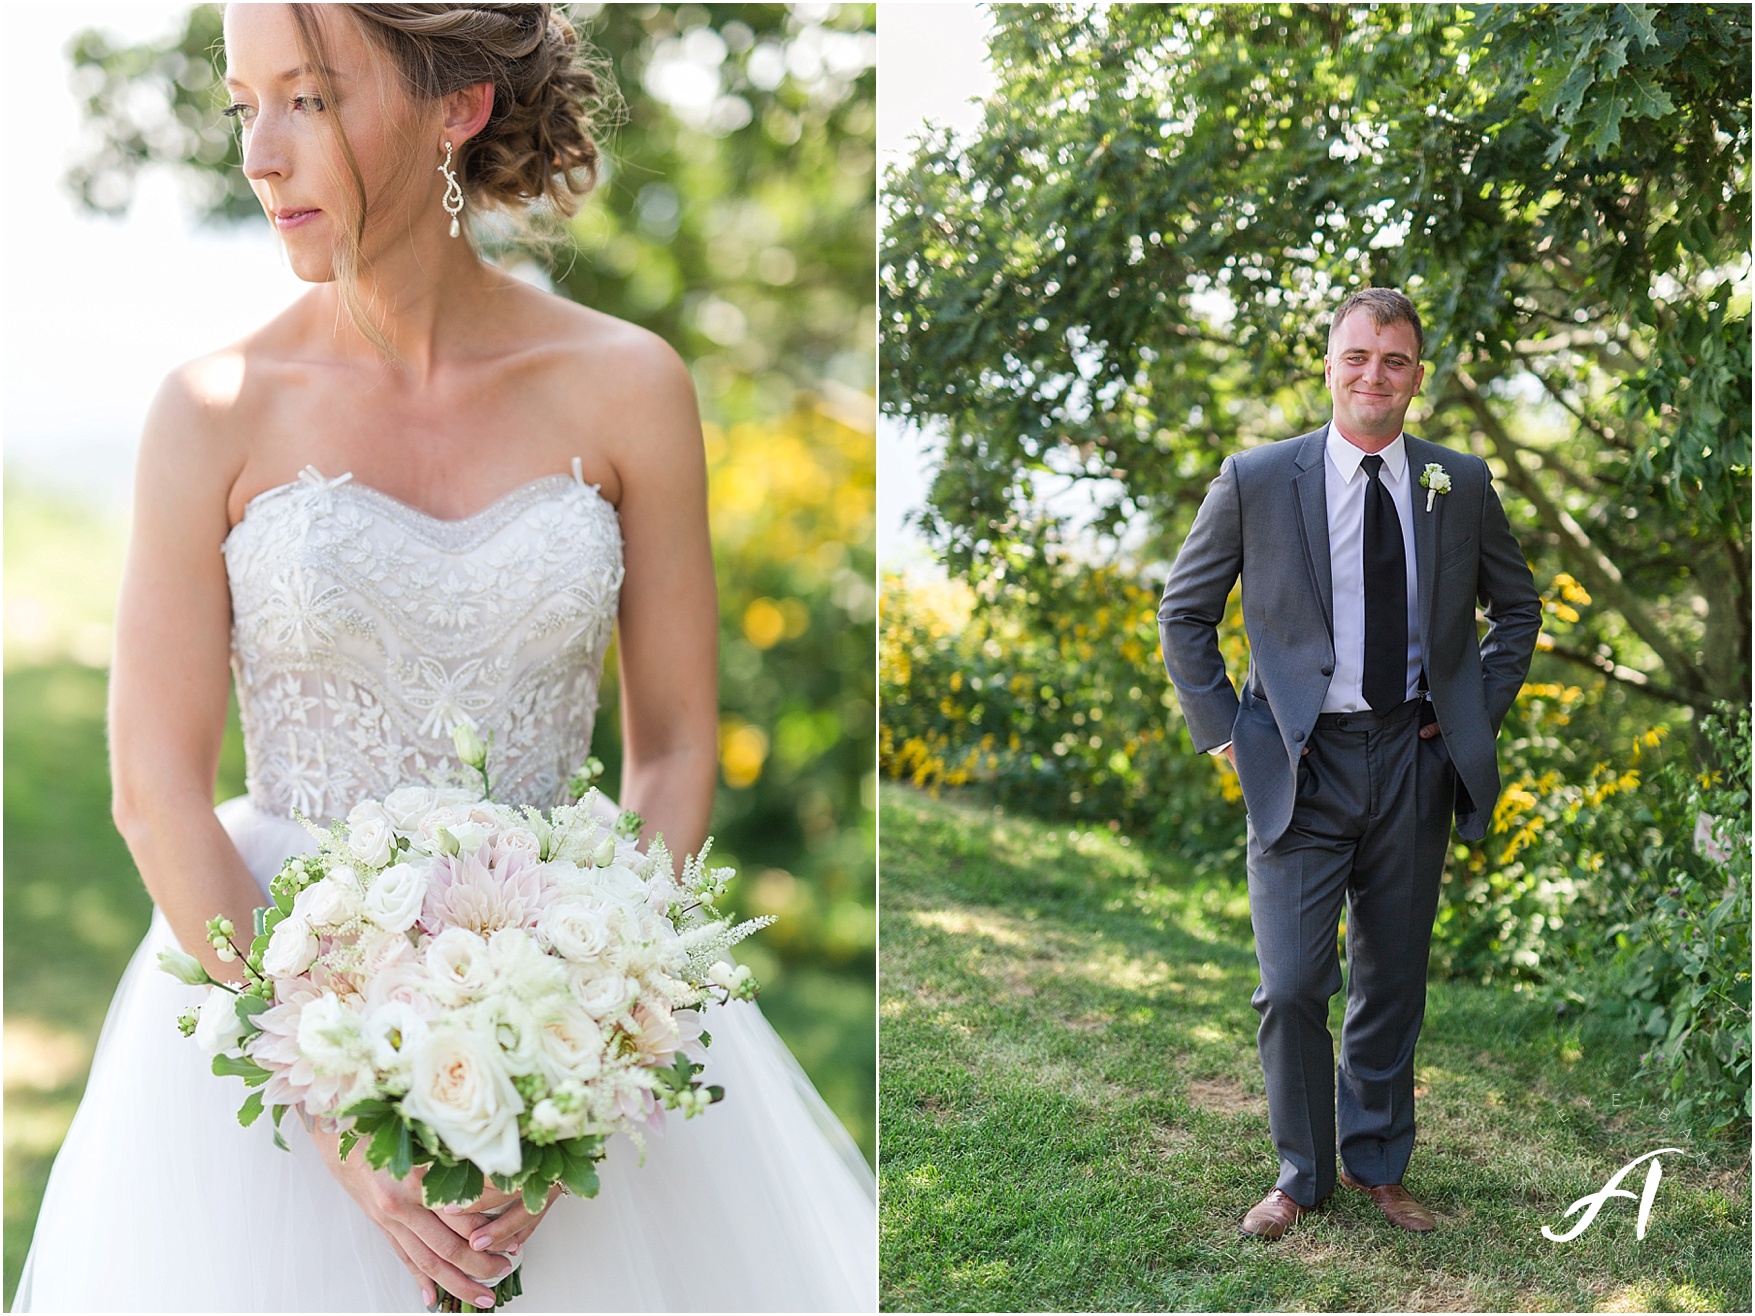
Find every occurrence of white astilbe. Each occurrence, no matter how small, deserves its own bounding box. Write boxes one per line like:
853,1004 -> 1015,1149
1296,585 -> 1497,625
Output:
676,915 -> 775,983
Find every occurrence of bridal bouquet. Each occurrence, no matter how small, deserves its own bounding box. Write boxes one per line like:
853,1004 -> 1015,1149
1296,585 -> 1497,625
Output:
161,727 -> 767,1310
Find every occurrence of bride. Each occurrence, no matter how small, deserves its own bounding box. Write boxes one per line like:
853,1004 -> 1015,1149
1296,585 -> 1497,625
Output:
15,3 -> 876,1311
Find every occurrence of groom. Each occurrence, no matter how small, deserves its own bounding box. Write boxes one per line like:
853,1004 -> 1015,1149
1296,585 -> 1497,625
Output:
1157,288 -> 1540,1238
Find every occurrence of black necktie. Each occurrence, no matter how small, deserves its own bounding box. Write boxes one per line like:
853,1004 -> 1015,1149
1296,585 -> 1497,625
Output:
1361,454 -> 1407,716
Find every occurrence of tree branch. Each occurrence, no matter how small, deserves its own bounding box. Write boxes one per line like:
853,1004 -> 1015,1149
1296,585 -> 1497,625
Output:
1449,368 -> 1710,698
1534,636 -> 1718,714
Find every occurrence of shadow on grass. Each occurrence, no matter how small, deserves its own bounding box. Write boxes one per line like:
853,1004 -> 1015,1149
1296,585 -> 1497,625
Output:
879,783 -> 1751,1313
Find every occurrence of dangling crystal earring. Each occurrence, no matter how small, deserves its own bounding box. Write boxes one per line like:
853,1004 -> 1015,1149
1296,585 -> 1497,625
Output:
437,139 -> 464,238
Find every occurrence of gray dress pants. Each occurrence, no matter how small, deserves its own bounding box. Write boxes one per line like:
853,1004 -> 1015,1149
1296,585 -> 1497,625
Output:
1244,696 -> 1454,1207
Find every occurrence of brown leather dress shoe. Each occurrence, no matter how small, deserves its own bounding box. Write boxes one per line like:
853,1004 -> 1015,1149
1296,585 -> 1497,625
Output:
1339,1170 -> 1437,1232
1238,1187 -> 1323,1240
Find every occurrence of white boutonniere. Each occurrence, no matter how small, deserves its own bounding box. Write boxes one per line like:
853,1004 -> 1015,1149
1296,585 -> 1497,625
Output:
1419,462 -> 1451,512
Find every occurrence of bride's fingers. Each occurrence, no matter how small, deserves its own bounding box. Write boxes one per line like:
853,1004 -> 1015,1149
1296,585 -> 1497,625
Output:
434,1206 -> 496,1241
467,1185 -> 563,1254
383,1235 -> 435,1308
398,1202 -> 518,1287
395,1225 -> 506,1311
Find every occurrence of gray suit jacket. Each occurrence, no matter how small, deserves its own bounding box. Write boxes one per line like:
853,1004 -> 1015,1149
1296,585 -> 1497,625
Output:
1158,423 -> 1541,851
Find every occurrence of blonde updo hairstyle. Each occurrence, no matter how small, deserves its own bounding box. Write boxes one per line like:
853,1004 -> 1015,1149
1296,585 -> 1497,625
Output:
285,3 -> 606,355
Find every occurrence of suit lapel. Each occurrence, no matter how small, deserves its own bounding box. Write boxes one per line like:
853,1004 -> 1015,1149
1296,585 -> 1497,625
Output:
1405,434 -> 1442,650
1291,426 -> 1334,638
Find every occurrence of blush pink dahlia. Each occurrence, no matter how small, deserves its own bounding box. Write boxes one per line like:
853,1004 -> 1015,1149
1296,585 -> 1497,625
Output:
419,846 -> 554,939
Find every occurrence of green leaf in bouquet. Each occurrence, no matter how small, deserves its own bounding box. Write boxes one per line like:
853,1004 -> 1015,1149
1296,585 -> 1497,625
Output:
233,993 -> 270,1030
340,1097 -> 393,1120
338,1128 -> 361,1161
706,1084 -> 725,1105
521,1179 -> 550,1214
212,1053 -> 272,1085
559,1155 -> 600,1200
252,906 -> 268,938
238,1090 -> 266,1127
421,1158 -> 485,1207
365,1118 -> 405,1173
390,1122 -> 414,1179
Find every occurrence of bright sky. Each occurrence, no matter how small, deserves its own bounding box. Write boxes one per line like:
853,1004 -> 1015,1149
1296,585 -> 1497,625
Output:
875,2 -> 994,571
1,3 -> 306,512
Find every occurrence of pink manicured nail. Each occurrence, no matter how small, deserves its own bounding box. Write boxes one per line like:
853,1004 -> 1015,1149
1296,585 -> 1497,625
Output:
506,1243 -> 520,1256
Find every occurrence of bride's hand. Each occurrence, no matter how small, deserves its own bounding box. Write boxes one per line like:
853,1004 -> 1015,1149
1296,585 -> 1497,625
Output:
443,1182 -> 566,1259
309,1125 -> 510,1310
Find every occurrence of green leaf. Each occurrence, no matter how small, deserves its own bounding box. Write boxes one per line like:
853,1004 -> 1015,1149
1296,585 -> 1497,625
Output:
421,1159 -> 485,1208
365,1120 -> 403,1173
238,1089 -> 266,1127
272,1125 -> 290,1153
212,1053 -> 272,1086
559,1154 -> 600,1200
234,993 -> 270,1024
522,1179 -> 550,1214
390,1121 -> 414,1180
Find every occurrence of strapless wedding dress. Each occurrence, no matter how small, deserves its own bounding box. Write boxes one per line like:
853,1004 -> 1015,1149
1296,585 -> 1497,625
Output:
15,464 -> 877,1312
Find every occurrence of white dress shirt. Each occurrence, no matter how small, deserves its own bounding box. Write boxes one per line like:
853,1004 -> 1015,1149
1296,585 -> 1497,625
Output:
1209,424 -> 1427,754
1321,425 -> 1423,713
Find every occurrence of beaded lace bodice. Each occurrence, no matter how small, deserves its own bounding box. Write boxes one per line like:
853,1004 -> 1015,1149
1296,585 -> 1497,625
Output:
222,464 -> 624,822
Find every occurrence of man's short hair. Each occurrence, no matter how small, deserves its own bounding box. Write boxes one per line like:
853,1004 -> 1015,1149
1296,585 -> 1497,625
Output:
1327,288 -> 1425,360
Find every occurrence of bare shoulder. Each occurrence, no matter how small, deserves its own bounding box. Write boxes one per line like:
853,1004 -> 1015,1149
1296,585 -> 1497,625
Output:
135,341 -> 258,526
138,290 -> 326,501
516,289 -> 703,477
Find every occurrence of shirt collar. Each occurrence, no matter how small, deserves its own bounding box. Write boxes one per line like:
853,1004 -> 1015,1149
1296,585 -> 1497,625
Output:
1326,422 -> 1407,484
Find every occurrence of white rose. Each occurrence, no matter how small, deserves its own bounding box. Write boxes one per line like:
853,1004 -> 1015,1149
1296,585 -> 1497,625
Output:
262,916 -> 319,977
539,901 -> 614,966
347,817 -> 395,869
493,827 -> 543,864
425,927 -> 494,1005
364,963 -> 444,1019
573,970 -> 637,1021
587,863 -> 648,907
347,799 -> 393,830
358,926 -> 416,976
296,993 -> 370,1075
293,869 -> 360,929
364,999 -> 431,1082
363,861 -> 429,934
400,1026 -> 525,1176
435,786 -> 483,809
536,1003 -> 604,1084
485,928 -> 568,1003
193,986 -> 248,1055
446,820 -> 492,857
476,992 -> 544,1071
381,786 -> 441,832
542,859 -> 589,899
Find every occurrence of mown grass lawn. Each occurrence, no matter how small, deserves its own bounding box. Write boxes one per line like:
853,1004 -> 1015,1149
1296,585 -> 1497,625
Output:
879,783 -> 1750,1313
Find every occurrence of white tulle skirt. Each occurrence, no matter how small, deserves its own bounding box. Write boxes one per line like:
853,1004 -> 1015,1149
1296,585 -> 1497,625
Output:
15,797 -> 877,1312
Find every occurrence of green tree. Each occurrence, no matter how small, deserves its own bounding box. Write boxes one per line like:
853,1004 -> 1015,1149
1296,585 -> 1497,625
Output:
882,2 -> 1749,712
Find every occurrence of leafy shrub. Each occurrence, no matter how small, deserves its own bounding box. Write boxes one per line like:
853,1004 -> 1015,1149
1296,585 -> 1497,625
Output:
1593,707 -> 1750,1132
878,569 -> 1244,866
